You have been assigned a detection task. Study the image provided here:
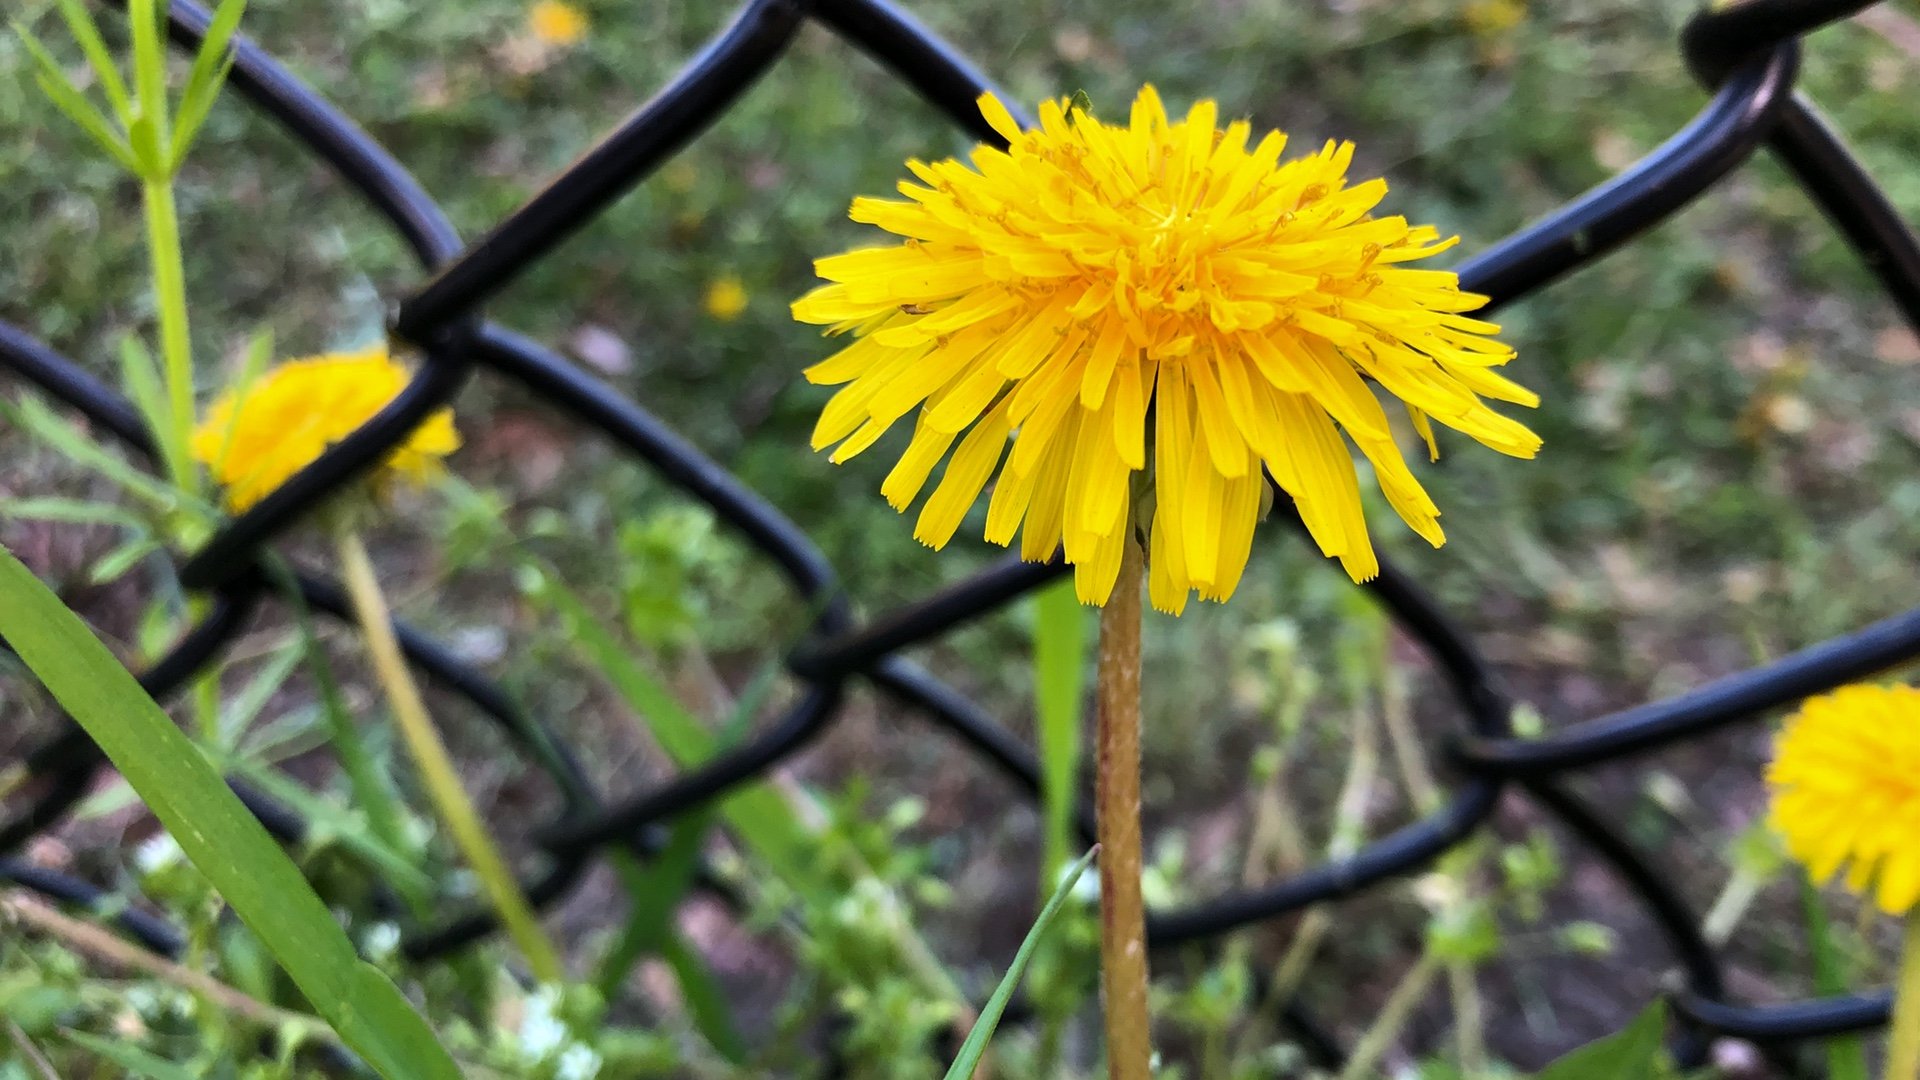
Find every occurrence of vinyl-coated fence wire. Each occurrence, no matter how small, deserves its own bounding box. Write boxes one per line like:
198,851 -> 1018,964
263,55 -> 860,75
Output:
2,0 -> 1918,1073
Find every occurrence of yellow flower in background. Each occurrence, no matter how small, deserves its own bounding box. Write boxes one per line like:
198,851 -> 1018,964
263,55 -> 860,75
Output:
1769,684 -> 1920,915
705,275 -> 749,322
1463,0 -> 1527,38
527,0 -> 589,47
792,86 -> 1539,613
192,346 -> 459,513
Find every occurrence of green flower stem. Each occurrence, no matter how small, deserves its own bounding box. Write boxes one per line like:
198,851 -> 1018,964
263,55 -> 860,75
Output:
264,555 -> 421,909
139,177 -> 198,498
334,526 -> 563,985
1887,909 -> 1920,1080
1335,951 -> 1441,1080
1096,537 -> 1151,1080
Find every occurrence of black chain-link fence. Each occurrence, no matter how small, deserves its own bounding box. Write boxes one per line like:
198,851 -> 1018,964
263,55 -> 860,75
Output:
3,0 -> 1918,1073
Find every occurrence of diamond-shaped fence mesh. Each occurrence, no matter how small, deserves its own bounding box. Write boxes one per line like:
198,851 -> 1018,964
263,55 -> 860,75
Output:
3,0 -> 1919,1072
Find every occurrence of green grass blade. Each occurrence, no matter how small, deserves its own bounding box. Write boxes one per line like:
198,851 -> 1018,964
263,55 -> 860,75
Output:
596,820 -> 713,998
1033,579 -> 1087,889
86,534 -> 160,586
528,566 -> 814,887
216,637 -> 303,749
51,0 -> 133,123
942,846 -> 1098,1080
171,0 -> 248,167
0,496 -> 149,531
2,396 -> 210,523
0,543 -> 460,1080
1801,874 -> 1869,1080
219,755 -> 436,900
662,932 -> 748,1064
600,839 -> 747,1063
258,555 -> 414,870
61,1030 -> 197,1080
14,25 -> 142,173
127,0 -> 170,164
118,333 -> 190,489
1533,1000 -> 1671,1079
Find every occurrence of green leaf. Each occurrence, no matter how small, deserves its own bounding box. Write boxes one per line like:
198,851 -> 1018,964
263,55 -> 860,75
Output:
259,556 -> 416,885
52,0 -> 133,122
127,0 -> 171,163
1033,579 -> 1087,889
216,637 -> 304,748
218,754 -> 436,900
529,566 -> 815,887
0,496 -> 148,531
118,334 -> 187,485
601,840 -> 747,1063
171,0 -> 249,168
87,534 -> 161,585
127,111 -> 165,175
62,1030 -> 198,1080
942,846 -> 1098,1080
662,932 -> 746,1064
597,820 -> 714,997
14,25 -> 142,173
1801,874 -> 1869,1080
1533,1000 -> 1673,1080
0,543 -> 461,1080
1,396 -> 206,521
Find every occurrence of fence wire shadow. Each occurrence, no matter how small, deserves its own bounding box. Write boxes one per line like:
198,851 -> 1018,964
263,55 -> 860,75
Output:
4,0 -> 1919,1074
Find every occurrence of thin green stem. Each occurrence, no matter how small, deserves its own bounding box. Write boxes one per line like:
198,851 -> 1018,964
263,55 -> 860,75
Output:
1885,909 -> 1920,1080
1335,952 -> 1441,1080
182,594 -> 220,743
334,527 -> 563,984
140,178 -> 199,498
263,555 -> 420,911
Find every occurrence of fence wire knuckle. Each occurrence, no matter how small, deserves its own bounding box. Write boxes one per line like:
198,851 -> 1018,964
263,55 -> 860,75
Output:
4,0 -> 1918,1068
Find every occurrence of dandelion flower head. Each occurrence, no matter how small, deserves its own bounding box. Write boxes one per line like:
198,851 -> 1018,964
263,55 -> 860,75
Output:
192,346 -> 459,513
706,274 -> 750,322
1768,684 -> 1920,915
793,86 -> 1540,613
527,0 -> 589,47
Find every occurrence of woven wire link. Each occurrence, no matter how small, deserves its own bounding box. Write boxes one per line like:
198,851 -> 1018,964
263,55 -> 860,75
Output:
4,0 -> 1919,1071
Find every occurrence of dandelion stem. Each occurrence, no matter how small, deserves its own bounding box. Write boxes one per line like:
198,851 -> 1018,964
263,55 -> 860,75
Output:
1096,537 -> 1151,1080
333,526 -> 564,984
140,177 -> 199,498
1886,908 -> 1920,1080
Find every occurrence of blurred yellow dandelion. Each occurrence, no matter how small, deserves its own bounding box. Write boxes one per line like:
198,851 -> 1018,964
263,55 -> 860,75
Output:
192,346 -> 459,513
1769,683 -> 1920,915
792,86 -> 1539,612
705,275 -> 749,322
1463,0 -> 1527,38
527,0 -> 589,47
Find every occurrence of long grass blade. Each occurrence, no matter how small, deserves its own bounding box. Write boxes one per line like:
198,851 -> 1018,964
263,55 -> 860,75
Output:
943,846 -> 1098,1080
0,543 -> 460,1080
1033,579 -> 1087,889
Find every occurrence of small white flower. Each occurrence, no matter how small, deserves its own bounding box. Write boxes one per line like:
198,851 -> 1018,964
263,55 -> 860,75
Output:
555,1043 -> 602,1080
518,986 -> 567,1061
133,833 -> 182,875
360,922 -> 402,960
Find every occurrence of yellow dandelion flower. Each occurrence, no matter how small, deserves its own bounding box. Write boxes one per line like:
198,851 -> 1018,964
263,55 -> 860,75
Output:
527,0 -> 588,47
792,86 -> 1540,613
705,275 -> 749,322
1769,684 -> 1920,915
1463,0 -> 1527,38
192,346 -> 460,513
